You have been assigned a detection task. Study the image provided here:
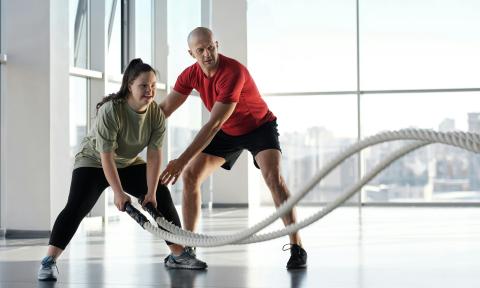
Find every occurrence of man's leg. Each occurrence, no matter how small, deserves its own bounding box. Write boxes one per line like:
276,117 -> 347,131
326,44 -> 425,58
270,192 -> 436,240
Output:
255,149 -> 307,269
182,153 -> 225,232
255,149 -> 301,245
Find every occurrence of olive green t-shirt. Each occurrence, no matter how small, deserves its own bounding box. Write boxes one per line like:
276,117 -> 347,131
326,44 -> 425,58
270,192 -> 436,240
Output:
74,100 -> 166,169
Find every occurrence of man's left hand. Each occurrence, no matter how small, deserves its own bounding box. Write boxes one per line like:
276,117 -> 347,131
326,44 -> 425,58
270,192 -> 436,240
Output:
160,159 -> 185,185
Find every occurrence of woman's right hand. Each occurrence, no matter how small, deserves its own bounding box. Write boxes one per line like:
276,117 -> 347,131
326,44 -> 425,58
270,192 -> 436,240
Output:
114,191 -> 131,211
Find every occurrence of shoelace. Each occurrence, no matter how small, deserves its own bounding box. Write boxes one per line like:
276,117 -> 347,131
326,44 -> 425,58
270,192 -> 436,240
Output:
282,244 -> 304,257
42,258 -> 60,275
185,246 -> 196,257
282,244 -> 294,251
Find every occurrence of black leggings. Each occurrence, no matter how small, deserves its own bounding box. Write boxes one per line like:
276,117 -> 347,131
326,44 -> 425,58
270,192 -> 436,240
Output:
49,164 -> 181,249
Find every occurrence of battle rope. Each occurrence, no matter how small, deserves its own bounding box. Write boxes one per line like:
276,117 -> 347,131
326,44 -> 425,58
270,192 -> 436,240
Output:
125,129 -> 480,247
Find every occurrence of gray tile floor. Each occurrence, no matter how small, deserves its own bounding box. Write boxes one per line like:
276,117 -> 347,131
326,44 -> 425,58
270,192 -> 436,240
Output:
1,206 -> 480,288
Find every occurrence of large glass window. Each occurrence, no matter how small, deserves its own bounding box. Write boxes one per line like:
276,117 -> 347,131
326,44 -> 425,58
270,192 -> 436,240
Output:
70,0 -> 89,69
360,0 -> 480,90
256,95 -> 359,204
69,0 -> 90,159
134,0 -> 153,63
362,92 -> 480,202
247,0 -> 357,93
248,0 -> 480,205
107,0 -> 122,75
167,0 -> 201,85
69,76 -> 88,158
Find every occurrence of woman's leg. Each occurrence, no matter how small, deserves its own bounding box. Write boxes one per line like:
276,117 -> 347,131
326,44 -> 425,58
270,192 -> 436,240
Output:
152,184 -> 184,255
120,164 -> 207,269
47,167 -> 109,258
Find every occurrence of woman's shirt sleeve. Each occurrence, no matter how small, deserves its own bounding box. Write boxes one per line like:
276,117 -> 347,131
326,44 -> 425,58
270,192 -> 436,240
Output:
95,104 -> 120,153
148,106 -> 166,150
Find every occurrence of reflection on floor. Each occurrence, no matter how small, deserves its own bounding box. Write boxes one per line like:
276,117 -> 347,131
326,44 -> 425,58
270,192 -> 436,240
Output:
1,206 -> 480,288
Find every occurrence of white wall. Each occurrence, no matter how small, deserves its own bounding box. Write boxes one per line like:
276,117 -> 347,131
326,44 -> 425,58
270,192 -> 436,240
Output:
1,0 -> 69,233
50,0 -> 71,227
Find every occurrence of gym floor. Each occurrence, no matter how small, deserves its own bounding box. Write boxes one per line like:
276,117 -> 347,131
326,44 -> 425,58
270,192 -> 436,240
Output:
1,206 -> 480,288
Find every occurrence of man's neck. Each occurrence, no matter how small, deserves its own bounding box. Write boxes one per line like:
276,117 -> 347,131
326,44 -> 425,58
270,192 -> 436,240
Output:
202,66 -> 218,78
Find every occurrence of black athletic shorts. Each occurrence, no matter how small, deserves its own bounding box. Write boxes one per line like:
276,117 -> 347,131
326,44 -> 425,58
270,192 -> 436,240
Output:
202,119 -> 281,170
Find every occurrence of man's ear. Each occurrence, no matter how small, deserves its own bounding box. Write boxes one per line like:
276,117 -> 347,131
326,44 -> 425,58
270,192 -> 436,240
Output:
188,50 -> 194,58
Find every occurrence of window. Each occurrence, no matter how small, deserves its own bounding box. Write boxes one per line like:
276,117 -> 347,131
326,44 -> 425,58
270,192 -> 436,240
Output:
107,0 -> 122,75
247,0 -> 357,93
69,76 -> 88,158
360,0 -> 480,90
134,0 -> 153,63
249,0 -> 480,205
69,0 -> 90,159
362,92 -> 480,203
70,0 -> 89,69
257,95 -> 359,204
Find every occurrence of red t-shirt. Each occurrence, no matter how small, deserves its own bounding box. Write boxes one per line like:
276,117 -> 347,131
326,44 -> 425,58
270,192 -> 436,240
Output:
173,54 -> 276,136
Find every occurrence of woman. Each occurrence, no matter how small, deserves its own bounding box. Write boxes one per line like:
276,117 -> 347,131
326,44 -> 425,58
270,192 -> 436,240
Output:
38,59 -> 207,282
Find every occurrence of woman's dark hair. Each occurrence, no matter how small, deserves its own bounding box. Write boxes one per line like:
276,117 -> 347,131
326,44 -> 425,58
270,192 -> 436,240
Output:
96,58 -> 156,112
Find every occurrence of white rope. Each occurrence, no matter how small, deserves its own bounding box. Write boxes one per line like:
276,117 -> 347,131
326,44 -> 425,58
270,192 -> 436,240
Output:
135,129 -> 480,246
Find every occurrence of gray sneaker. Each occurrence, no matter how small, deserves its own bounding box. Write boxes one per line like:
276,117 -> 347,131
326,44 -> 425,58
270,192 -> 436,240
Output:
185,246 -> 196,257
164,247 -> 207,270
37,256 -> 58,281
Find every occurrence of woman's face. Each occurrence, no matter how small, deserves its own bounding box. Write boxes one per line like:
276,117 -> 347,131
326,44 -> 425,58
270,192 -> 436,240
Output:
127,71 -> 157,112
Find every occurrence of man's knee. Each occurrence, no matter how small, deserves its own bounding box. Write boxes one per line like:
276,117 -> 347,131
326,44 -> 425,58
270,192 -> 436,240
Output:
263,170 -> 284,190
182,167 -> 201,192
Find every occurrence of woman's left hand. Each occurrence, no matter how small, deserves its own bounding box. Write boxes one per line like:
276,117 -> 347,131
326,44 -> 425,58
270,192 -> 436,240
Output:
142,193 -> 157,208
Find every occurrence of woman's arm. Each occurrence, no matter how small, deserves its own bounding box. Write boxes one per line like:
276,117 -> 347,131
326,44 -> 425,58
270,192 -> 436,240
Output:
143,148 -> 163,208
100,152 -> 131,211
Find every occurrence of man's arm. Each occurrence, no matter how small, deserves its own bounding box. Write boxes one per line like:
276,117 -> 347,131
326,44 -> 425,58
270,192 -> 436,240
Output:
159,89 -> 188,117
160,101 -> 237,185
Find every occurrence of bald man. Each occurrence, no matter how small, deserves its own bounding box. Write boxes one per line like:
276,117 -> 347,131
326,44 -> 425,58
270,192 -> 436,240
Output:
159,27 -> 307,269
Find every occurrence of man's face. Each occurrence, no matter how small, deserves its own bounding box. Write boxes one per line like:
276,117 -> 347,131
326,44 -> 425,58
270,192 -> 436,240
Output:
188,35 -> 219,71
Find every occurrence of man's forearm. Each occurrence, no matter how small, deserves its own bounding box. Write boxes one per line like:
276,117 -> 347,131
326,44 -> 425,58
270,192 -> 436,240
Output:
178,122 -> 221,164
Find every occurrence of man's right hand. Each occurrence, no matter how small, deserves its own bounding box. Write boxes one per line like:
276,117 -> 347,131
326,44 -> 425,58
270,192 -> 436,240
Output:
114,191 -> 131,211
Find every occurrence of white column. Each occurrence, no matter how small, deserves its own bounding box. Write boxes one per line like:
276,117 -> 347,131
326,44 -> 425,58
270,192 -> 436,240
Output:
1,0 -> 69,235
153,0 -> 169,168
204,0 -> 250,206
50,0 -> 71,226
0,0 -> 7,233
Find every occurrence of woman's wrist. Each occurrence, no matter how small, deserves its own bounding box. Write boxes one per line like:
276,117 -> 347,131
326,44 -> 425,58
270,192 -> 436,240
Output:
146,190 -> 155,197
113,188 -> 125,195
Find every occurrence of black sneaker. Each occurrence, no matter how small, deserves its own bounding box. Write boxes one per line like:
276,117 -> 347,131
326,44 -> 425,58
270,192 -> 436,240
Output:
283,244 -> 307,270
164,247 -> 207,270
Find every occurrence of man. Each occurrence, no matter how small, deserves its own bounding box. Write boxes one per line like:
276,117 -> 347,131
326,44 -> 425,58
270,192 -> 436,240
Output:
159,27 -> 307,269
